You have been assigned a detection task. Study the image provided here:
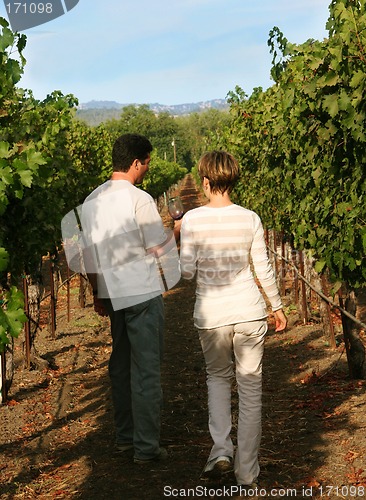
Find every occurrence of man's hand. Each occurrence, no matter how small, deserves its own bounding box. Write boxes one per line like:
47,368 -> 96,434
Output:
93,296 -> 108,317
273,309 -> 287,332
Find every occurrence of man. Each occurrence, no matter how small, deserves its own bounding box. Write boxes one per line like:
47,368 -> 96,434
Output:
81,133 -> 180,463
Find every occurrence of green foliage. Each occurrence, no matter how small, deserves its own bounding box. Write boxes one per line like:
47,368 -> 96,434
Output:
103,104 -> 232,171
0,18 -> 79,350
175,108 -> 232,166
104,105 -> 185,164
0,287 -> 27,353
190,165 -> 201,187
76,107 -> 123,126
1,90 -> 79,277
221,0 -> 366,288
0,18 -> 29,350
141,152 -> 187,199
67,120 -> 113,199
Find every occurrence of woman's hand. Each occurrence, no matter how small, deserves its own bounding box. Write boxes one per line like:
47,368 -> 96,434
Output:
173,218 -> 182,242
273,309 -> 287,332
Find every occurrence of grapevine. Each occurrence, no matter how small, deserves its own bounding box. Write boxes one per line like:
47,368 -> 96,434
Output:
222,0 -> 366,290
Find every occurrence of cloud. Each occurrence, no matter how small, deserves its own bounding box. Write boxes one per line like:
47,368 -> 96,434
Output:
12,0 -> 330,103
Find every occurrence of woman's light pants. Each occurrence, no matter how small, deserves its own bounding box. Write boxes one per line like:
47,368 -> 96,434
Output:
199,320 -> 267,485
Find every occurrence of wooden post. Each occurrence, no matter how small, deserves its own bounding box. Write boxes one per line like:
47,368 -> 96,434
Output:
321,274 -> 336,349
49,260 -> 56,339
274,230 -> 279,282
338,288 -> 365,379
23,276 -> 31,369
79,273 -> 86,308
1,349 -> 7,404
172,137 -> 177,163
338,293 -> 354,379
280,231 -> 286,296
67,265 -> 71,322
299,251 -> 309,324
292,248 -> 299,304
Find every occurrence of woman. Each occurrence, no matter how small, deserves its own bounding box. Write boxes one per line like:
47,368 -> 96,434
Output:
179,151 -> 287,487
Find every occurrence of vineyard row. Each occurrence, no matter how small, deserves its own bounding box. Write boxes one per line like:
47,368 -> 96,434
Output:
2,225 -> 364,404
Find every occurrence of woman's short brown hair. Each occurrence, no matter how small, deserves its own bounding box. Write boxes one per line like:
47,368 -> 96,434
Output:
198,150 -> 239,194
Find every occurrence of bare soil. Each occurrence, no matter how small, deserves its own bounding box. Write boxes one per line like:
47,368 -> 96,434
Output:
1,176 -> 366,499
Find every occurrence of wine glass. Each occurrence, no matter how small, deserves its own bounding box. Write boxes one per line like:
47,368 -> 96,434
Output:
168,196 -> 184,220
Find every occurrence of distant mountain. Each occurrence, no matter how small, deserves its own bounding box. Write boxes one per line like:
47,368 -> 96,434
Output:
78,100 -> 124,110
76,99 -> 229,126
148,99 -> 229,115
78,98 -> 228,113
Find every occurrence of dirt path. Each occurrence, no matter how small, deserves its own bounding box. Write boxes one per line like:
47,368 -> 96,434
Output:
1,175 -> 366,499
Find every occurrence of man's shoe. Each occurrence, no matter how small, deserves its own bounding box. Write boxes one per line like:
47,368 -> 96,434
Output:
201,455 -> 232,478
115,443 -> 134,453
134,447 -> 168,464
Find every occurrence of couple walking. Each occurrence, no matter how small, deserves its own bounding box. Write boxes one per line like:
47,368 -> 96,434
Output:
79,133 -> 287,488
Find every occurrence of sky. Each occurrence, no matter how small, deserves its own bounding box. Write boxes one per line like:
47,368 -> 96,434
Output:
0,0 -> 332,106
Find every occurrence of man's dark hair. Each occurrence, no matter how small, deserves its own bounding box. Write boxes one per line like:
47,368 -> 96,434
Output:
112,134 -> 153,172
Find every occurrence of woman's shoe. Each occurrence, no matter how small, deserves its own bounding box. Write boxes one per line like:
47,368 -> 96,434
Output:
201,455 -> 232,478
